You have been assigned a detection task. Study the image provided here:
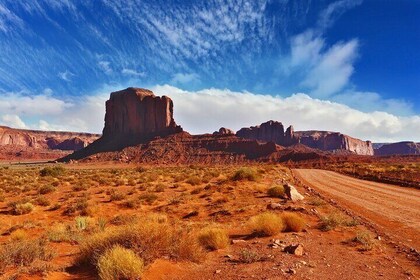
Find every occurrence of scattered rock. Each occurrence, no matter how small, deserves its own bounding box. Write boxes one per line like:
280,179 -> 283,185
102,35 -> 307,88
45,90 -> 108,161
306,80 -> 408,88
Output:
284,244 -> 304,256
215,270 -> 221,274
267,203 -> 282,210
284,205 -> 307,212
284,184 -> 304,201
286,268 -> 297,274
232,239 -> 246,245
182,211 -> 199,219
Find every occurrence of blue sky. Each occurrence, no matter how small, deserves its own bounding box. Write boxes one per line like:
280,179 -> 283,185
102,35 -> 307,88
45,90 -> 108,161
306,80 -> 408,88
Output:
0,0 -> 419,141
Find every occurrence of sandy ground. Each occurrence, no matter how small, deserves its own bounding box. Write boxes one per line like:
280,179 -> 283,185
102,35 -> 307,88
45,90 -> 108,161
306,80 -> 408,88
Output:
293,169 -> 420,252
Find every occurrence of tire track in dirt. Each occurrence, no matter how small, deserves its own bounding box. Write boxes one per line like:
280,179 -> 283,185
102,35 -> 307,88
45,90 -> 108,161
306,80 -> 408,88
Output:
293,169 -> 420,251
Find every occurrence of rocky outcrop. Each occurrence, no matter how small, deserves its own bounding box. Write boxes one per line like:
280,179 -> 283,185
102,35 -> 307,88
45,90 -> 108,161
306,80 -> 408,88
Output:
236,120 -> 298,146
61,88 -> 183,160
295,131 -> 374,156
0,126 -> 99,151
375,142 -> 420,156
213,127 -> 235,136
237,121 -> 373,155
102,87 -> 182,142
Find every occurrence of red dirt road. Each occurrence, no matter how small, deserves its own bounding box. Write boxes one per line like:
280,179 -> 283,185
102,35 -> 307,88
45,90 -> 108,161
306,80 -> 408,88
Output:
293,169 -> 420,251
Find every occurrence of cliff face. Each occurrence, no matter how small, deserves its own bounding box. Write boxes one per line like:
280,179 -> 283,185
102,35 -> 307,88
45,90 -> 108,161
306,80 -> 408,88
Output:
102,87 -> 182,141
236,120 -> 298,146
375,142 -> 420,156
0,126 -> 99,151
236,122 -> 374,156
295,131 -> 374,155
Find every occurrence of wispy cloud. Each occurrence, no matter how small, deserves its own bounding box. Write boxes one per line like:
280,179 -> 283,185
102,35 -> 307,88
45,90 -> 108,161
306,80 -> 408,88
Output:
171,73 -> 201,86
121,68 -> 145,77
58,70 -> 74,82
98,61 -> 112,74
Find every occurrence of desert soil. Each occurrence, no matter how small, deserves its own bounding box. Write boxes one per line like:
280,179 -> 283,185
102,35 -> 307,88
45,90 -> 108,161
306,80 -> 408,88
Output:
293,169 -> 420,252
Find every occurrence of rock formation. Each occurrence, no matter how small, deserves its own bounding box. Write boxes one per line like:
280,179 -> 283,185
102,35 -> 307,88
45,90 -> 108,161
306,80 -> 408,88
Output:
295,131 -> 374,155
0,126 -> 99,151
375,141 -> 420,156
213,127 -> 235,136
102,87 -> 182,142
237,122 -> 374,155
236,120 -> 298,146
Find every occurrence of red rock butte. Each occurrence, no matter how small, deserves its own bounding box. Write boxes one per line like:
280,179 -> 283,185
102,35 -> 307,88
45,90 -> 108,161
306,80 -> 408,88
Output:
102,87 -> 182,140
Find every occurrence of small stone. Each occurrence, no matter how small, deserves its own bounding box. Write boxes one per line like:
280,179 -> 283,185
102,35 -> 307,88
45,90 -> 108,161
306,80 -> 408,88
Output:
215,270 -> 221,274
232,239 -> 246,244
284,244 -> 304,256
286,268 -> 297,274
267,203 -> 283,210
224,255 -> 233,259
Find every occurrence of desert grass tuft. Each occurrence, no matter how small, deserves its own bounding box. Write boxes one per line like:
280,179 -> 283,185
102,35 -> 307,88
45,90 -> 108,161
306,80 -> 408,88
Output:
267,185 -> 285,198
198,227 -> 229,250
248,212 -> 284,236
97,245 -> 144,280
281,212 -> 306,232
232,167 -> 259,181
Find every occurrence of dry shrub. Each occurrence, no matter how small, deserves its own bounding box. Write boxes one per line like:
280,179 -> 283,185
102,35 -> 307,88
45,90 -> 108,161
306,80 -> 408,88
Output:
12,202 -> 34,215
186,176 -> 201,186
39,166 -> 65,177
47,223 -> 78,243
33,195 -> 50,206
0,238 -> 54,272
319,212 -> 357,231
10,229 -> 28,241
353,231 -> 375,251
39,185 -> 55,194
78,215 -> 172,265
281,212 -> 306,232
109,190 -> 126,201
97,245 -> 144,280
239,249 -> 261,263
267,185 -> 285,198
232,168 -> 259,181
78,214 -> 202,271
173,232 -> 205,263
249,212 -> 284,236
198,227 -> 229,250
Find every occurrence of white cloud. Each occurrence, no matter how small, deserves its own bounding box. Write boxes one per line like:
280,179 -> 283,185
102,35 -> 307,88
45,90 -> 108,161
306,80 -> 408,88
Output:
317,0 -> 363,30
1,85 -> 418,142
333,91 -> 414,116
0,92 -> 72,116
98,61 -> 112,74
171,73 -> 201,86
152,85 -> 420,142
121,68 -> 145,77
1,114 -> 26,128
58,70 -> 74,82
302,39 -> 358,97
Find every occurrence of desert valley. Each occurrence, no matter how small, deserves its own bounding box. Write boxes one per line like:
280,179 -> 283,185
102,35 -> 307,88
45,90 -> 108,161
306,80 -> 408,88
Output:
1,1 -> 419,280
0,88 -> 418,280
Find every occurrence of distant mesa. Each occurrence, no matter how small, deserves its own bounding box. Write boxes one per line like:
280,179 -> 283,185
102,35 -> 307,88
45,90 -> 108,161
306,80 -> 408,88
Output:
236,121 -> 374,155
236,120 -> 298,147
375,141 -> 420,156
